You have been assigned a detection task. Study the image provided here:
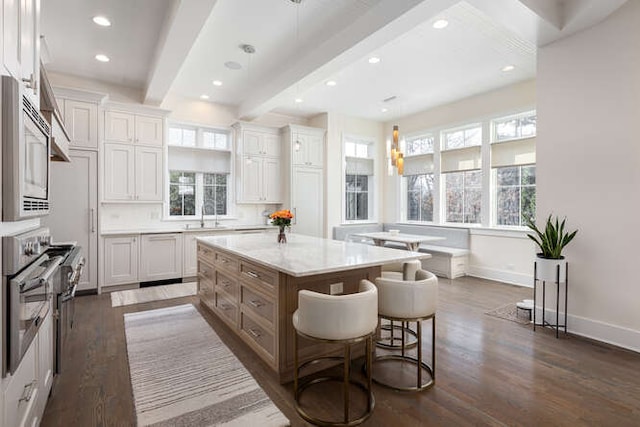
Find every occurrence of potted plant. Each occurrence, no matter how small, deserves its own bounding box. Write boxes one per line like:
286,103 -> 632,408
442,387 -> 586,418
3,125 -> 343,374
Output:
526,215 -> 578,282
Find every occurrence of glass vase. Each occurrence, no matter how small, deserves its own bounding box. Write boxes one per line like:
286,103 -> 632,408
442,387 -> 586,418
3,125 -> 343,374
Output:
278,225 -> 287,244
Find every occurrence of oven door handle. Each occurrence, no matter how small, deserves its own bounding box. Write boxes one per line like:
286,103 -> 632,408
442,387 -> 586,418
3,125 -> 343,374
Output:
21,257 -> 63,292
61,283 -> 77,302
68,259 -> 85,285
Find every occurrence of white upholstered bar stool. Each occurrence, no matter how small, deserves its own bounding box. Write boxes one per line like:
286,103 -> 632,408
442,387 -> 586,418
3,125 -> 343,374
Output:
377,260 -> 422,350
374,269 -> 438,391
293,280 -> 378,426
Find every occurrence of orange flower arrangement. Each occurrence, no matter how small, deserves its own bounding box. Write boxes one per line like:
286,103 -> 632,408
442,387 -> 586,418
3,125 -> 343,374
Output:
269,209 -> 294,227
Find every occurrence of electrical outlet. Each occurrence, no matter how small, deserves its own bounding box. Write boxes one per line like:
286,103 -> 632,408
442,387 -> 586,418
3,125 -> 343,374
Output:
330,282 -> 344,295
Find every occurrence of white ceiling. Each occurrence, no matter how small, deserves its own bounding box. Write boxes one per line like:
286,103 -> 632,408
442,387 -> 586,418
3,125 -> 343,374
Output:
41,0 -> 172,89
39,0 -> 628,121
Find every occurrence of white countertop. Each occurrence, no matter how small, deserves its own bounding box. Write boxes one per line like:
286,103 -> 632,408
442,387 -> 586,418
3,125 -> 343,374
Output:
197,233 -> 430,277
101,224 -> 272,236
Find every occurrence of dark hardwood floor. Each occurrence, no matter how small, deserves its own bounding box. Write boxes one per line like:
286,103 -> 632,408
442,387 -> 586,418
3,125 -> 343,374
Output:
41,276 -> 640,426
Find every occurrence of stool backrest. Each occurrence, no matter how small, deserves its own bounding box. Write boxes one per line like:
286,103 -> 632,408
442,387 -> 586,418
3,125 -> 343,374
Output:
375,269 -> 438,319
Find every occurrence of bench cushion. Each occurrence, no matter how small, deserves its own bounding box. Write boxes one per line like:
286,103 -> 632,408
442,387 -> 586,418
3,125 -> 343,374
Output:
384,243 -> 469,257
383,223 -> 469,249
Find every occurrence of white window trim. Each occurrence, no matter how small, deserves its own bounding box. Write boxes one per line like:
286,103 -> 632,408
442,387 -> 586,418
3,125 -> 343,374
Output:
490,109 -> 537,143
342,133 -> 378,224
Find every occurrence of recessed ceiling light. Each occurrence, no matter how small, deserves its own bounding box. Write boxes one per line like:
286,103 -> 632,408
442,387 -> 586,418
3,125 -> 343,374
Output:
200,94 -> 209,100
368,56 -> 381,64
433,19 -> 448,29
95,54 -> 110,62
224,61 -> 242,70
295,98 -> 303,104
212,80 -> 223,86
325,80 -> 337,87
381,108 -> 388,113
502,65 -> 515,72
92,16 -> 111,27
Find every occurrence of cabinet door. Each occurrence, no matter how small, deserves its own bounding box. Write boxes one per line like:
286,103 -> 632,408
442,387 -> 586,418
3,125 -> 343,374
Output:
243,130 -> 263,155
135,115 -> 163,146
104,236 -> 138,285
105,111 -> 134,143
262,133 -> 280,157
135,146 -> 163,201
240,156 -> 263,202
263,157 -> 282,203
3,0 -> 20,78
20,0 -> 36,100
64,100 -> 98,149
4,339 -> 38,427
104,143 -> 135,201
139,233 -> 183,281
183,233 -> 198,277
305,134 -> 324,167
292,133 -> 307,166
36,310 -> 53,416
292,166 -> 323,237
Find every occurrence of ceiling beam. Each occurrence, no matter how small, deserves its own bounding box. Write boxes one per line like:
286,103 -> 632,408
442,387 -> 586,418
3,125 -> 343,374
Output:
144,0 -> 219,106
237,0 -> 459,120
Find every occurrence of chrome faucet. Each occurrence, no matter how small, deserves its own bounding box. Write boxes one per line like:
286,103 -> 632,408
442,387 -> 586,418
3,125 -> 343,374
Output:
201,202 -> 219,228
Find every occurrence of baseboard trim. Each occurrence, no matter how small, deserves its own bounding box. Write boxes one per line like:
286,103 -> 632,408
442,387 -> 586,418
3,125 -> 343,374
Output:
536,308 -> 640,354
467,265 -> 532,287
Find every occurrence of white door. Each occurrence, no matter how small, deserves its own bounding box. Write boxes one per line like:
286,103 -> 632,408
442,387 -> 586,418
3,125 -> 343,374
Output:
64,100 -> 98,149
135,115 -> 163,146
44,150 -> 98,290
139,234 -> 183,281
104,143 -> 135,201
135,146 -> 163,201
292,166 -> 323,237
105,111 -> 134,143
306,134 -> 324,167
263,157 -> 281,203
104,236 -> 138,286
240,156 -> 262,202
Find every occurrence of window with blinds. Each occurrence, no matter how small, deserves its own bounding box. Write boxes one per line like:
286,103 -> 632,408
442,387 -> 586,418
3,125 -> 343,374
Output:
344,137 -> 375,222
403,134 -> 435,222
167,123 -> 231,218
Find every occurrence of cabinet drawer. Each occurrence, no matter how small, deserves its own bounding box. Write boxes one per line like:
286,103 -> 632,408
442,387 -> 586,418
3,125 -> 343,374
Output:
215,291 -> 238,325
197,243 -> 215,265
241,286 -> 275,327
199,276 -> 214,307
198,260 -> 216,283
241,313 -> 275,360
5,341 -> 38,427
240,261 -> 278,293
216,270 -> 239,300
215,251 -> 239,272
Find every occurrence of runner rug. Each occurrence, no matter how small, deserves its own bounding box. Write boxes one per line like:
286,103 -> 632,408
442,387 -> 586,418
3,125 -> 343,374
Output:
111,282 -> 197,307
124,304 -> 290,426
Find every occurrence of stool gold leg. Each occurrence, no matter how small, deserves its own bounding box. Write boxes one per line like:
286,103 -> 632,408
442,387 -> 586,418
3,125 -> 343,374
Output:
432,316 -> 436,382
366,336 -> 373,410
417,320 -> 423,389
344,343 -> 351,423
293,332 -> 299,397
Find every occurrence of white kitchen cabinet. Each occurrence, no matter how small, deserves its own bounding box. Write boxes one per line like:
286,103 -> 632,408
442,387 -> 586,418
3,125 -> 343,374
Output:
3,330 -> 38,427
263,157 -> 282,202
291,166 -> 323,237
3,0 -> 21,78
3,0 -> 39,103
35,309 -> 53,419
63,99 -> 98,149
139,233 -> 183,282
240,156 -> 281,203
104,144 -> 162,202
292,132 -> 324,168
105,111 -> 163,147
104,235 -> 139,286
242,130 -> 280,157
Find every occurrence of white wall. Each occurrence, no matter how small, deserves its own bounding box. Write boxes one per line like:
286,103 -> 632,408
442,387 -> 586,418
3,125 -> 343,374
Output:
536,0 -> 640,351
381,80 -> 537,286
320,112 -> 385,238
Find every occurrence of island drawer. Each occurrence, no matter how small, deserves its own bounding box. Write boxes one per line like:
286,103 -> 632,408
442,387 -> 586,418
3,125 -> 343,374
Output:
239,261 -> 278,293
241,313 -> 275,361
214,251 -> 239,272
197,243 -> 215,264
216,270 -> 239,300
241,286 -> 275,327
214,291 -> 238,326
199,276 -> 215,307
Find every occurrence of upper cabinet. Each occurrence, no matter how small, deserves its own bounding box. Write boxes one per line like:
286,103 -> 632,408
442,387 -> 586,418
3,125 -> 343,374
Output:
233,122 -> 282,204
63,100 -> 98,149
3,0 -> 40,104
105,111 -> 163,147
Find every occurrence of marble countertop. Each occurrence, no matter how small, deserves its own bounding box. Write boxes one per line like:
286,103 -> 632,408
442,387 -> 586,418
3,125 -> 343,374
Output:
197,233 -> 430,277
101,224 -> 272,236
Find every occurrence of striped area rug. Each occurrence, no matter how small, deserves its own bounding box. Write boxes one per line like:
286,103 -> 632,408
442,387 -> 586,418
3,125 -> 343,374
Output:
124,304 -> 290,426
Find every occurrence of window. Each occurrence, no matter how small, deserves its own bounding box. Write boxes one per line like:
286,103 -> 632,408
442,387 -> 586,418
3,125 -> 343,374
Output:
444,170 -> 482,224
493,111 -> 536,142
344,136 -> 376,222
442,124 -> 481,150
405,135 -> 434,155
495,166 -> 535,226
406,174 -> 435,221
167,123 -> 232,218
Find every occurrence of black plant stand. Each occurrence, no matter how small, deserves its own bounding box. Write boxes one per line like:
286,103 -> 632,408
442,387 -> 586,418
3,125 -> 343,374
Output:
533,261 -> 568,338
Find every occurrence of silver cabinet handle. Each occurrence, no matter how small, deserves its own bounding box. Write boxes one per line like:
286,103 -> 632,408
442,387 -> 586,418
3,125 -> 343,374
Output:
248,328 -> 262,338
18,380 -> 37,403
245,271 -> 259,279
248,299 -> 264,308
90,208 -> 96,233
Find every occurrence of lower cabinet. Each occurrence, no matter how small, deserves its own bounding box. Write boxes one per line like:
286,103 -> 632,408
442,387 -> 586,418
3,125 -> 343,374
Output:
103,235 -> 139,286
139,233 -> 183,282
3,308 -> 53,427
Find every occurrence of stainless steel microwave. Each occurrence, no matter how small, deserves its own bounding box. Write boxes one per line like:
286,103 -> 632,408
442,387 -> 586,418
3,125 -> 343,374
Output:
1,75 -> 51,220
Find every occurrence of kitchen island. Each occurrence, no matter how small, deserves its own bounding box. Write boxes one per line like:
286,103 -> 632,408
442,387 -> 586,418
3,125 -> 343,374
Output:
197,233 -> 429,383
